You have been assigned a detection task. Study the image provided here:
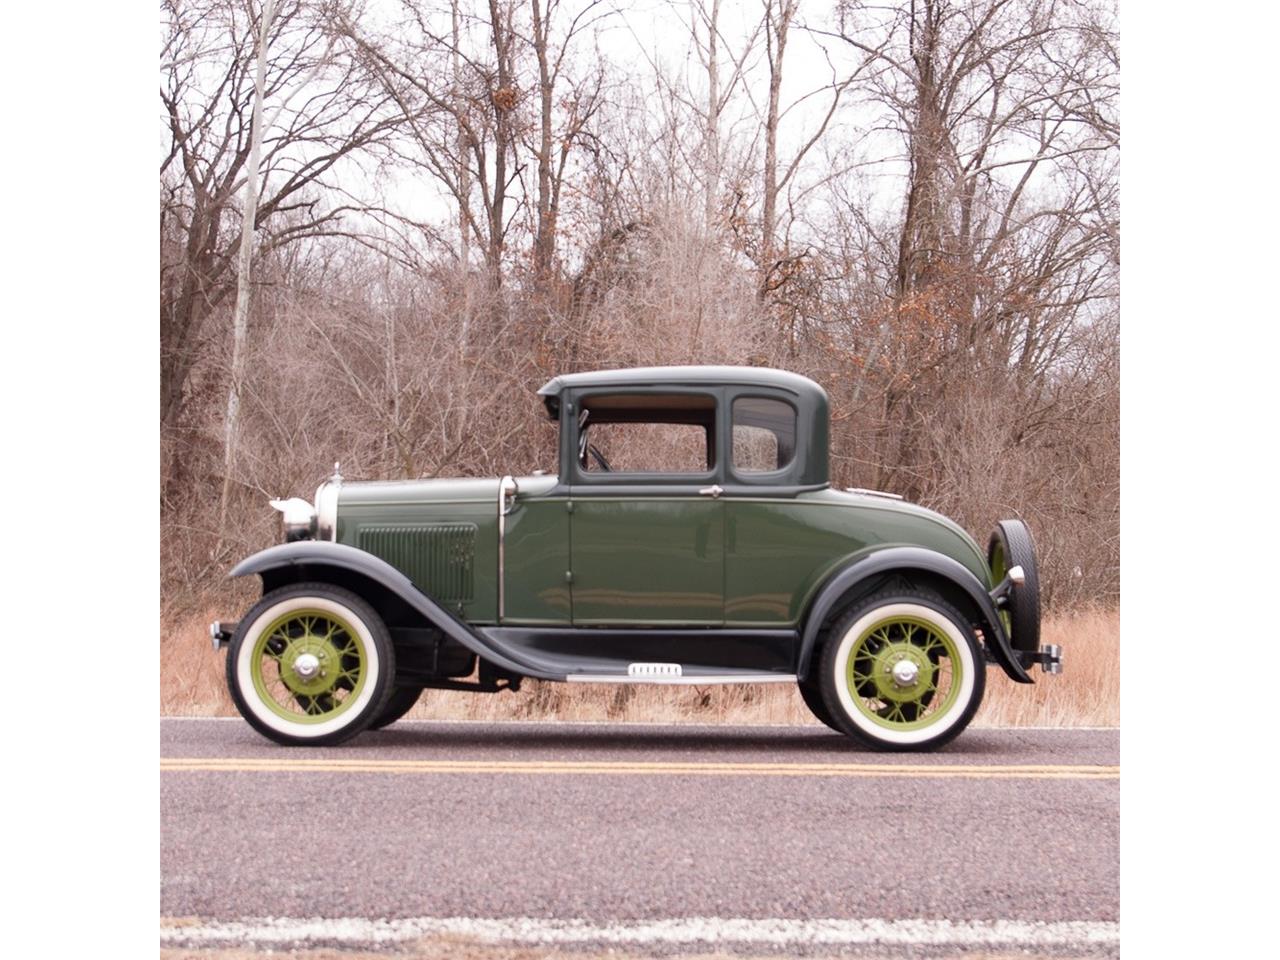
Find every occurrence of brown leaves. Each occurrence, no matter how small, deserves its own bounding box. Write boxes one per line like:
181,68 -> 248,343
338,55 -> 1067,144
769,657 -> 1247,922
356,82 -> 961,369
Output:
490,84 -> 519,113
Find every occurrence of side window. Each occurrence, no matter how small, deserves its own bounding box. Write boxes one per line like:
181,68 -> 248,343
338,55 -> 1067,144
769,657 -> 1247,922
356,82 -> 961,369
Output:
732,396 -> 796,474
578,393 -> 715,475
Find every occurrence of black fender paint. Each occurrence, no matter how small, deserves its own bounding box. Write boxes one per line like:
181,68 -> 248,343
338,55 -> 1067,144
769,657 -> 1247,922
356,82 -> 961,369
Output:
795,546 -> 1033,684
229,541 -> 560,680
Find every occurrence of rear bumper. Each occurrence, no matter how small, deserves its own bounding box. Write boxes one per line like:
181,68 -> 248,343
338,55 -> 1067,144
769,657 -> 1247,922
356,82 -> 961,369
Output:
1014,643 -> 1063,674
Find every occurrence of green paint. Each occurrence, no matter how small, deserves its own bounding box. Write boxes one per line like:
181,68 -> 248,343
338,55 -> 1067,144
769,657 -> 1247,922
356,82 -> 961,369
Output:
304,373 -> 996,630
502,498 -> 573,623
250,609 -> 368,724
845,614 -> 962,731
569,497 -> 725,624
990,541 -> 1013,636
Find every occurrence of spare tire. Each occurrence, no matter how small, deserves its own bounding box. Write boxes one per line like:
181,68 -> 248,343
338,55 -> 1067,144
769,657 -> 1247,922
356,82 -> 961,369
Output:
987,519 -> 1041,654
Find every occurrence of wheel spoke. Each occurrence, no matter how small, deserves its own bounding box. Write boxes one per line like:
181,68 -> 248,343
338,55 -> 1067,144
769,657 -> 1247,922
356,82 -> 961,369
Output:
250,606 -> 369,725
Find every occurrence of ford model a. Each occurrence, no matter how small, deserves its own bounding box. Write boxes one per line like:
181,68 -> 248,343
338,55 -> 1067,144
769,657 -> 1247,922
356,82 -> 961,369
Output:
212,366 -> 1059,750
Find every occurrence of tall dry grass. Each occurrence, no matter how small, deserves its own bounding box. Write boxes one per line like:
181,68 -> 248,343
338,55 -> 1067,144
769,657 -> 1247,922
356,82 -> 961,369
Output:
161,606 -> 1117,727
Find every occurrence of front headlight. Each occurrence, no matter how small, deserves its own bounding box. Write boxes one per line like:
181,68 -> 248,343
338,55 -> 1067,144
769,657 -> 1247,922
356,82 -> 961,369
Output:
269,497 -> 317,541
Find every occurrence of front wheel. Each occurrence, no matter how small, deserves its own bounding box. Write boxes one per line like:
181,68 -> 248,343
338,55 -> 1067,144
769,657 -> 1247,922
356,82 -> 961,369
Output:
818,591 -> 985,752
368,685 -> 422,729
226,582 -> 396,746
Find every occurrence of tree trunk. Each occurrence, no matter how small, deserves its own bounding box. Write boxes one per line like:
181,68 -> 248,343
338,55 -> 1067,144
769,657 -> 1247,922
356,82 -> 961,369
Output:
486,0 -> 515,285
216,0 -> 277,546
452,0 -> 472,347
703,0 -> 721,230
760,0 -> 794,299
531,0 -> 555,284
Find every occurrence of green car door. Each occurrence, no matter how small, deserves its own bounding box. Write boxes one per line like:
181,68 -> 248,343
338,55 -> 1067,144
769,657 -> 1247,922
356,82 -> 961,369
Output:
563,388 -> 725,626
569,492 -> 725,625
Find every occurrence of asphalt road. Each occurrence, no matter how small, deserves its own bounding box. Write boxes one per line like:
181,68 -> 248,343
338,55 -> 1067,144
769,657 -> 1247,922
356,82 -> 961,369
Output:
160,718 -> 1119,956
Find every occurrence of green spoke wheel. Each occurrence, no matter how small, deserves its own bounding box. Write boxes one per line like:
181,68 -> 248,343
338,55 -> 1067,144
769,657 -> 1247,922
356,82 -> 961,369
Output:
844,616 -> 955,732
227,583 -> 396,746
250,608 -> 368,724
817,591 -> 984,751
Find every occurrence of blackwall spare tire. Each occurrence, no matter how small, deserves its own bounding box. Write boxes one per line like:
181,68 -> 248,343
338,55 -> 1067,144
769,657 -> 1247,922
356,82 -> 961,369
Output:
987,519 -> 1041,654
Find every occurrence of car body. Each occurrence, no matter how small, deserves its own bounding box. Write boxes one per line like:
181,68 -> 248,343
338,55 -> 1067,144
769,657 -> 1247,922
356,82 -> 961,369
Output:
213,366 -> 1060,750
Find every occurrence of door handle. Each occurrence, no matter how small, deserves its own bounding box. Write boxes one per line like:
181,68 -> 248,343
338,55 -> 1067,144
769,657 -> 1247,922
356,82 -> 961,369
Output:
698,484 -> 724,498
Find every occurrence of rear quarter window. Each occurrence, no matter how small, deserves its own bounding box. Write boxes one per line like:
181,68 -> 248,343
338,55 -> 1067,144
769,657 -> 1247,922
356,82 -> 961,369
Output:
732,396 -> 796,474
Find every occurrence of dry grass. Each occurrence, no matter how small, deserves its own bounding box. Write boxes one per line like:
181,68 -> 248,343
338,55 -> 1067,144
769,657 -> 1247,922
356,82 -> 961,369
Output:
161,603 -> 1117,728
974,607 -> 1119,727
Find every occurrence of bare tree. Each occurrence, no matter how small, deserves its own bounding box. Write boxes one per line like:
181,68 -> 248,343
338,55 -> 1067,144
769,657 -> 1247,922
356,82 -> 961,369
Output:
338,0 -> 521,283
527,0 -> 611,285
665,0 -> 763,229
218,0 -> 279,541
161,0 -> 401,478
161,0 -> 1121,617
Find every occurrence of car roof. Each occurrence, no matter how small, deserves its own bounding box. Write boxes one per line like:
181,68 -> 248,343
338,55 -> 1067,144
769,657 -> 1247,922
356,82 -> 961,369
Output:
537,365 -> 831,487
536,365 -> 827,402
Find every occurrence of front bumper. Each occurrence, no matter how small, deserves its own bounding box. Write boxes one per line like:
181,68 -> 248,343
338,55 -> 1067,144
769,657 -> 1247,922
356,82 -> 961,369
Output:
209,621 -> 237,651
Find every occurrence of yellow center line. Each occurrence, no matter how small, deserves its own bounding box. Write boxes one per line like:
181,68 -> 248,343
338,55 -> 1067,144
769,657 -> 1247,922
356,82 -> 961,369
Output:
161,758 -> 1118,780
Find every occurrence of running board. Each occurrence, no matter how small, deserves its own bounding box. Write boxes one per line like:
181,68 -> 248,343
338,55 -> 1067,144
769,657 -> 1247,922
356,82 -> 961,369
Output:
567,671 -> 797,686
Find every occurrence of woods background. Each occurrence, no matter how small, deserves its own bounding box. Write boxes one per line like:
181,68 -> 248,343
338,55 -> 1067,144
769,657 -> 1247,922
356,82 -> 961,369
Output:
160,0 -> 1119,700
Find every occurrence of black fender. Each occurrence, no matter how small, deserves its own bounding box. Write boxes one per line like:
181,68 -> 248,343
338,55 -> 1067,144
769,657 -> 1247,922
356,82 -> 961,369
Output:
229,541 -> 561,681
795,546 -> 1033,684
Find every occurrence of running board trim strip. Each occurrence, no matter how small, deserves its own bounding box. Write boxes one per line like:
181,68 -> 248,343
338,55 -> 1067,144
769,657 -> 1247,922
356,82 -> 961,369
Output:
566,673 -> 797,686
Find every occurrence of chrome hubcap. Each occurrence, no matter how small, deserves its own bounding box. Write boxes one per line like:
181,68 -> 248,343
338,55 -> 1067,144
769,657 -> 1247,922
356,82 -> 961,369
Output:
293,652 -> 321,680
891,659 -> 919,687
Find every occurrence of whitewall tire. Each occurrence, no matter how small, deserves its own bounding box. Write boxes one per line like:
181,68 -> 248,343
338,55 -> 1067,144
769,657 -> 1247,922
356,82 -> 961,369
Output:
226,583 -> 396,746
818,592 -> 985,751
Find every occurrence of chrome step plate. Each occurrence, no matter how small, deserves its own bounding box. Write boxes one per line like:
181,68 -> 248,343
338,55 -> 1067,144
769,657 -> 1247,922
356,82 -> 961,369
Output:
627,662 -> 682,678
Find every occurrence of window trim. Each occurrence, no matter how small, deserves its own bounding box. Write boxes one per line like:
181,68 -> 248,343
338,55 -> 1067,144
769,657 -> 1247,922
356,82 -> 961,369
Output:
564,387 -> 722,488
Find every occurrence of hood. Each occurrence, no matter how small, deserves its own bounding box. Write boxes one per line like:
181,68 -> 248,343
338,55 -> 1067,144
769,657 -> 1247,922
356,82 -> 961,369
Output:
338,474 -> 559,508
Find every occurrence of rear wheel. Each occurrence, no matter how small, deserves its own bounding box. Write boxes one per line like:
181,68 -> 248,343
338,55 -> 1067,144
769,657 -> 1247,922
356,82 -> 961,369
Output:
797,675 -> 842,733
818,591 -> 984,751
226,583 -> 396,746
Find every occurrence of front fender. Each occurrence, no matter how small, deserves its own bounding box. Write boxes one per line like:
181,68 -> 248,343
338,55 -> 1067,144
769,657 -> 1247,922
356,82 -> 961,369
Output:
796,545 -> 1033,684
229,541 -> 560,680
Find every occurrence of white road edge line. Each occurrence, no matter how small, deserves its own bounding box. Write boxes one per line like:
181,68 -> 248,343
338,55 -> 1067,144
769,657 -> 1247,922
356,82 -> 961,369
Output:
158,716 -> 1121,731
160,916 -> 1119,948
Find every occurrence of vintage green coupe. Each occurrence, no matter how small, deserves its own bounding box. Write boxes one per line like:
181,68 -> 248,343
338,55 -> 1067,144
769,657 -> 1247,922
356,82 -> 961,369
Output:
212,366 -> 1060,750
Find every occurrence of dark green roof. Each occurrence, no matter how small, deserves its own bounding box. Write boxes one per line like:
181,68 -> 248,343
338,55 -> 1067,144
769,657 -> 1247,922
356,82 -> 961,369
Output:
537,366 -> 831,487
537,365 -> 827,403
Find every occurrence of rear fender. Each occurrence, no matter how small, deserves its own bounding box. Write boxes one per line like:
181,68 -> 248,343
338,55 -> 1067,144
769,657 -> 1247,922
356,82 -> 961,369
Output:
796,546 -> 1032,684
